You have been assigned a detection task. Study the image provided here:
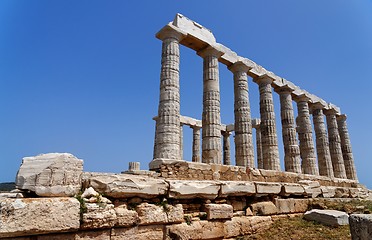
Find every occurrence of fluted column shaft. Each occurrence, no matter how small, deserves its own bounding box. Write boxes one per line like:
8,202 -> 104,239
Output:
296,98 -> 318,175
337,114 -> 357,180
154,32 -> 183,160
254,76 -> 280,170
325,110 -> 347,178
198,47 -> 222,164
191,126 -> 201,163
277,88 -> 301,173
222,132 -> 231,165
311,107 -> 334,177
229,62 -> 254,167
252,120 -> 263,169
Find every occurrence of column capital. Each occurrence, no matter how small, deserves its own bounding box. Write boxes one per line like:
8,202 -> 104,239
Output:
156,24 -> 187,41
197,45 -> 224,58
309,101 -> 327,113
253,74 -> 275,84
228,61 -> 252,73
273,84 -> 295,95
323,107 -> 340,116
336,113 -> 347,121
292,91 -> 312,103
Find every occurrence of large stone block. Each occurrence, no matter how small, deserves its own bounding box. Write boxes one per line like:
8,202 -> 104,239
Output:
251,201 -> 278,215
167,180 -> 220,199
275,198 -> 309,214
320,186 -> 336,198
220,181 -> 256,197
280,183 -> 305,196
299,180 -> 322,198
81,203 -> 117,229
136,203 -> 183,225
111,225 -> 164,240
115,205 -> 139,227
349,214 -> 372,240
86,173 -> 168,198
0,197 -> 80,238
304,209 -> 349,226
167,221 -> 225,240
255,182 -> 282,195
15,153 -> 83,197
224,216 -> 272,238
204,203 -> 233,220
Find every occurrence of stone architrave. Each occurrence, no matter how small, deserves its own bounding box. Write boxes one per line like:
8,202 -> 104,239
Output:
198,46 -> 223,164
293,93 -> 318,175
310,102 -> 334,178
228,61 -> 254,167
275,85 -> 301,173
324,107 -> 347,179
252,119 -> 263,169
191,126 -> 201,163
222,131 -> 231,165
337,114 -> 358,180
253,75 -> 280,171
153,26 -> 185,160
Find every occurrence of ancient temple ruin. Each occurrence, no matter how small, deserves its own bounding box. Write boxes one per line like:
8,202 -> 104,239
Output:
151,13 -> 357,181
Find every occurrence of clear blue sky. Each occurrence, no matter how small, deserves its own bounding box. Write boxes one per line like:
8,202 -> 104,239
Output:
1,1 -> 372,188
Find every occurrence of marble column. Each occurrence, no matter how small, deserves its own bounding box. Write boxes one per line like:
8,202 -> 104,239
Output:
228,61 -> 254,167
222,131 -> 231,165
294,93 -> 318,175
324,107 -> 347,179
191,126 -> 201,163
252,119 -> 263,169
337,114 -> 357,180
275,86 -> 301,173
310,103 -> 334,178
253,75 -> 280,171
153,28 -> 185,160
198,46 -> 223,164
179,124 -> 184,160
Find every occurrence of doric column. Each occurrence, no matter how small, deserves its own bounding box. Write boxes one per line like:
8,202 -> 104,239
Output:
253,75 -> 280,171
222,131 -> 231,165
153,27 -> 185,160
179,124 -> 184,160
274,85 -> 301,173
228,61 -> 254,167
337,114 -> 357,180
293,93 -> 318,175
252,119 -> 263,169
324,107 -> 347,179
191,126 -> 201,163
198,46 -> 223,164
310,102 -> 334,178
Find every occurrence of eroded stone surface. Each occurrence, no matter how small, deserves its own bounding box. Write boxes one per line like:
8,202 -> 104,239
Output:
136,203 -> 183,225
168,180 -> 220,199
255,182 -> 282,195
251,201 -> 278,215
275,198 -> 309,214
111,225 -> 164,240
15,153 -> 83,197
220,181 -> 255,197
349,214 -> 372,240
304,209 -> 349,226
81,203 -> 116,229
204,203 -> 233,220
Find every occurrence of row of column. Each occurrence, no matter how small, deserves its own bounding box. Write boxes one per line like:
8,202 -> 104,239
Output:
153,28 -> 357,180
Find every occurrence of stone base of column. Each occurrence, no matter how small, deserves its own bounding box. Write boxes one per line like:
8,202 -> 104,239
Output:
149,158 -> 186,170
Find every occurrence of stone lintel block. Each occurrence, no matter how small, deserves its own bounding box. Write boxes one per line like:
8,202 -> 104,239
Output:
274,199 -> 309,214
180,115 -> 202,128
349,214 -> 372,240
220,181 -> 256,197
304,209 -> 349,226
204,203 -> 233,220
0,197 -> 80,238
111,225 -> 164,240
87,173 -> 168,199
255,182 -> 282,195
251,201 -> 278,216
280,183 -> 305,196
167,180 -> 220,199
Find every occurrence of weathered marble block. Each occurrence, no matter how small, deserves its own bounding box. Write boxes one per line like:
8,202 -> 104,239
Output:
220,181 -> 256,197
255,182 -> 282,195
167,180 -> 220,199
136,203 -> 183,225
0,197 -> 80,238
15,153 -> 83,197
251,201 -> 278,215
204,203 -> 233,220
304,209 -> 349,226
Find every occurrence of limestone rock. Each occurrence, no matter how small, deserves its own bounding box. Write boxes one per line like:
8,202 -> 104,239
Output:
37,230 -> 111,240
335,187 -> 350,198
167,220 -> 225,240
204,203 -> 233,220
112,225 -> 164,240
251,201 -> 278,215
0,197 -> 80,238
81,203 -> 117,229
320,186 -> 336,198
86,173 -> 168,198
299,180 -> 322,198
281,183 -> 305,196
224,216 -> 273,238
220,181 -> 255,197
136,203 -> 183,225
115,205 -> 139,227
81,187 -> 98,199
275,198 -> 309,214
167,180 -> 220,199
349,214 -> 372,240
255,182 -> 282,195
15,153 -> 83,197
304,209 -> 349,226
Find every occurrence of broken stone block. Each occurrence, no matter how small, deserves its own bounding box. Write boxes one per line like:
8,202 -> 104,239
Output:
320,186 -> 336,198
304,209 -> 349,226
0,197 -> 80,238
280,183 -> 305,196
349,214 -> 372,240
114,205 -> 139,227
251,201 -> 278,215
204,203 -> 233,220
275,198 -> 309,214
15,153 -> 83,197
86,173 -> 168,199
167,180 -> 220,199
219,181 -> 255,197
81,203 -> 117,229
299,180 -> 322,198
136,203 -> 183,225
